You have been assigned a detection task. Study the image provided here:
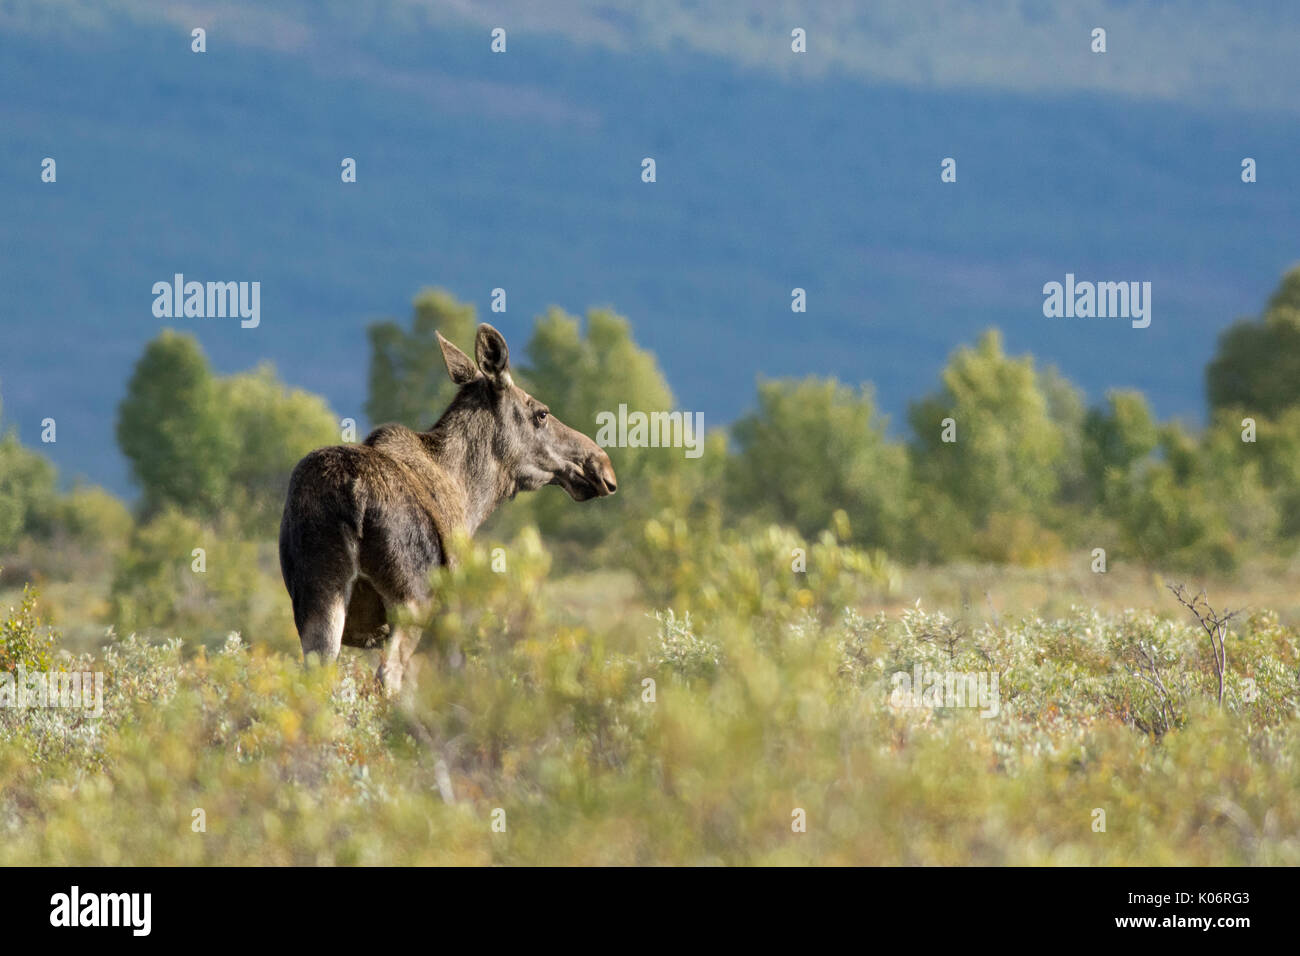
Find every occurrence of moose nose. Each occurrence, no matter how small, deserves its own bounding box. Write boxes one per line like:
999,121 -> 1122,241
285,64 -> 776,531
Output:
592,452 -> 617,495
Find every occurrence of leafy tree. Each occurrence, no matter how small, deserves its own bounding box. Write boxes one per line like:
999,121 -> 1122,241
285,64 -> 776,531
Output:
117,332 -> 338,531
0,390 -> 60,551
0,431 -> 58,552
219,364 -> 339,535
1206,266 -> 1300,417
1198,411 -> 1281,553
1077,394 -> 1239,570
116,331 -> 233,519
1108,422 -> 1238,572
726,377 -> 908,550
366,289 -> 477,428
0,385 -> 130,558
55,485 -> 133,552
1082,389 -> 1160,505
505,306 -> 685,550
1039,364 -> 1088,506
907,330 -> 1064,558
1246,407 -> 1300,538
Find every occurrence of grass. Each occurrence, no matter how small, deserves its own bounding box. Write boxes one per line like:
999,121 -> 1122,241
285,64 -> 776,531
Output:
2,531 -> 1299,865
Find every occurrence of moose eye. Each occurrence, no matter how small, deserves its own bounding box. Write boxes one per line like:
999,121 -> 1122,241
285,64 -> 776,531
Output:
534,408 -> 549,426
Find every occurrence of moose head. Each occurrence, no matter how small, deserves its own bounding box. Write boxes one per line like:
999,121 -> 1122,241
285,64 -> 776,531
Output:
436,324 -> 617,502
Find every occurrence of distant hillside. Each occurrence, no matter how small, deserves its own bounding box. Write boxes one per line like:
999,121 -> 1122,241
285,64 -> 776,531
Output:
1,7 -> 1298,494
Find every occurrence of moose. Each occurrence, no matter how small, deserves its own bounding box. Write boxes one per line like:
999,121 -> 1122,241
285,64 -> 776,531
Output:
278,323 -> 617,693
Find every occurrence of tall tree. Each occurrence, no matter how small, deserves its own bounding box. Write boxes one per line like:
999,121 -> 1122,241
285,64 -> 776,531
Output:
508,306 -> 681,548
727,377 -> 907,549
1081,389 -> 1160,505
366,289 -> 478,428
220,364 -> 339,535
117,333 -> 338,531
0,430 -> 58,551
909,329 -> 1063,526
116,331 -> 233,519
1206,266 -> 1300,417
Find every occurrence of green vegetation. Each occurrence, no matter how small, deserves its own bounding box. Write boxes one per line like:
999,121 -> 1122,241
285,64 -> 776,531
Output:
0,395 -> 132,584
728,378 -> 907,549
366,289 -> 478,430
1207,268 -> 1300,417
2,534 -> 1299,865
357,272 -> 1300,576
2,269 -> 1300,864
117,331 -> 339,537
0,578 -> 56,673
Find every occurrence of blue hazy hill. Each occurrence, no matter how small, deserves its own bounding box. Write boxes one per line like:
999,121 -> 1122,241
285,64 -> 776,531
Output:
1,12 -> 1298,495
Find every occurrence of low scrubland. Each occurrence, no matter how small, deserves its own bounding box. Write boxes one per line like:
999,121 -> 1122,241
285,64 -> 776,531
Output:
3,517 -> 1297,865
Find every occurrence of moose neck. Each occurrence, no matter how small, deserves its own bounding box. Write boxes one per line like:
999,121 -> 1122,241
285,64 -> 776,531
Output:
421,401 -> 513,536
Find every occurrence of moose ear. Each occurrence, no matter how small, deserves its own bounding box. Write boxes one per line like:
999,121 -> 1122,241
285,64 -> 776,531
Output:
437,331 -> 479,386
475,323 -> 512,388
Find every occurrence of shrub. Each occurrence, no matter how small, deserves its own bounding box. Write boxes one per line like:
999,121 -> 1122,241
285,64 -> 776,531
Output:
0,579 -> 56,673
107,508 -> 296,650
55,485 -> 133,551
636,508 -> 899,625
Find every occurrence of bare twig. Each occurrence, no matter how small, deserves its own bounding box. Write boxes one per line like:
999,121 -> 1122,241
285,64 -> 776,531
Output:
1122,641 -> 1177,734
1167,584 -> 1242,707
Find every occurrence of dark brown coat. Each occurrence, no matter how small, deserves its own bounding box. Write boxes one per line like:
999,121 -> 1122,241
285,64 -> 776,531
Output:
279,324 -> 615,691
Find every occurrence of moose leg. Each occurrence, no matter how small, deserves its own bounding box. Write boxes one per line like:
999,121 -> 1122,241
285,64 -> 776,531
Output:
341,578 -> 390,648
376,599 -> 428,696
298,582 -> 350,665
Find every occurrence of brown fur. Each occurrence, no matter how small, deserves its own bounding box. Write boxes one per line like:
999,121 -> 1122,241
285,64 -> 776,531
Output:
279,324 -> 616,692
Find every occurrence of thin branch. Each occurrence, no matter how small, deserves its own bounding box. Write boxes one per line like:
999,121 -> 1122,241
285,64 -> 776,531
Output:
1166,583 -> 1243,707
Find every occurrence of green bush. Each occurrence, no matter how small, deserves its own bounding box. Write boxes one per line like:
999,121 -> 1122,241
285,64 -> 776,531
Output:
4,539 -> 1300,863
414,526 -> 553,666
727,377 -> 908,550
636,507 -> 900,626
0,580 -> 56,673
0,430 -> 58,552
107,508 -> 296,651
116,332 -> 338,534
55,485 -> 133,552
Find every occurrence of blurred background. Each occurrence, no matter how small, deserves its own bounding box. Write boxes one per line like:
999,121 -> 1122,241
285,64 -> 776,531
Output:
5,1 -> 1300,869
1,0 -> 1299,646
